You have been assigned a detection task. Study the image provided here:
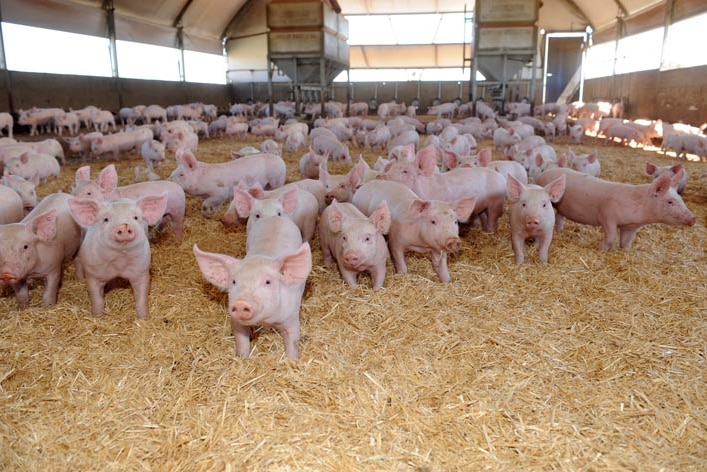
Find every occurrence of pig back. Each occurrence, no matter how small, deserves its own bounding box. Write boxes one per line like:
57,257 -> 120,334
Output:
0,184 -> 23,224
246,216 -> 303,257
23,193 -> 82,263
352,180 -> 418,219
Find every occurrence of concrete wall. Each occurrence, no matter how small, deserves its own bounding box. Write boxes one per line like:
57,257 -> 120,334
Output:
583,64 -> 707,125
0,71 -> 233,113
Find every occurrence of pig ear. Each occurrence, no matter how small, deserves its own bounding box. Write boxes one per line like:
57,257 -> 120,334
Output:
192,244 -> 239,292
68,197 -> 102,226
671,164 -> 683,174
410,199 -> 431,216
137,193 -> 168,226
20,152 -> 29,164
327,200 -> 344,233
248,182 -> 266,198
535,153 -> 545,166
234,187 -> 254,218
75,166 -> 91,183
506,174 -> 525,202
478,147 -> 492,167
649,171 -> 672,196
357,155 -> 370,169
280,188 -> 299,215
318,162 -> 329,181
645,162 -> 657,176
558,153 -> 568,168
544,175 -> 566,203
417,152 -> 436,176
369,201 -> 391,234
669,168 -> 686,189
276,242 -> 312,286
29,174 -> 40,186
441,150 -> 458,170
181,150 -> 198,170
29,209 -> 58,242
348,161 -> 364,187
97,165 -> 118,191
587,151 -> 598,163
454,196 -> 477,223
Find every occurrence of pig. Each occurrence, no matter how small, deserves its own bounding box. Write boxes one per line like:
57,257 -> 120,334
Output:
319,200 -> 391,289
91,127 -> 153,160
68,194 -> 168,319
299,149 -> 328,179
312,135 -> 351,163
535,168 -> 696,251
493,127 -> 521,155
568,149 -> 601,177
388,129 -> 420,151
506,174 -> 566,264
260,139 -> 281,155
163,130 -> 198,153
528,150 -> 559,184
645,162 -> 688,194
225,121 -> 249,139
2,174 -> 38,212
379,151 -> 506,233
604,124 -> 646,146
143,105 -> 168,124
4,152 -> 61,183
227,186 -> 318,243
0,112 -> 13,138
54,111 -> 80,136
285,131 -> 306,154
134,165 -> 161,182
229,178 -> 326,216
0,183 -> 23,224
365,125 -> 392,151
569,124 -> 584,144
65,132 -> 102,160
352,180 -> 476,283
92,110 -> 117,133
449,147 -> 528,185
73,164 -> 186,240
319,162 -> 364,204
661,133 -> 707,160
140,139 -> 166,170
169,148 -> 286,217
0,139 -> 65,166
0,193 -> 82,308
193,221 -> 312,359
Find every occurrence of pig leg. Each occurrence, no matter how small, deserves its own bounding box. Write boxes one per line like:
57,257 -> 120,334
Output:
511,233 -> 526,264
536,234 -> 553,265
277,322 -> 300,360
428,250 -> 451,283
369,265 -> 386,290
554,213 -> 566,231
484,203 -> 504,233
12,282 -> 30,309
129,273 -> 151,320
86,277 -> 107,316
42,269 -> 62,306
321,242 -> 335,268
597,221 -> 619,252
230,319 -> 252,358
338,265 -> 359,288
619,224 -> 642,249
388,241 -> 408,275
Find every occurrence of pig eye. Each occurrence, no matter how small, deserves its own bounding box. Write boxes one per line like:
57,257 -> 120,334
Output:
667,200 -> 674,205
264,279 -> 271,285
277,211 -> 282,217
231,279 -> 236,286
23,244 -> 28,250
365,236 -> 371,242
134,216 -> 139,220
254,213 -> 261,219
103,217 -> 109,222
521,203 -> 526,207
342,235 -> 347,241
431,219 -> 437,225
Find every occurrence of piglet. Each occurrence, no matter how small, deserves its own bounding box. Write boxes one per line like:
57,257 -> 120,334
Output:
68,193 -> 168,319
319,199 -> 391,290
536,168 -> 695,251
4,151 -> 60,183
298,149 -> 328,179
141,139 -> 166,170
2,174 -> 38,212
353,180 -> 476,283
506,174 -> 566,264
645,162 -> 687,194
193,218 -> 312,359
0,183 -> 23,224
0,193 -> 82,308
319,161 -> 364,204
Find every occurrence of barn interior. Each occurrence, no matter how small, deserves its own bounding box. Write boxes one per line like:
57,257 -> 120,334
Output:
0,1 -> 705,470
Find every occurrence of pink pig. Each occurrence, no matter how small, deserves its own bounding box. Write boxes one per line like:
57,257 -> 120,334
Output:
298,148 -> 329,179
319,162 -> 364,204
169,148 -> 286,217
645,162 -> 687,194
69,194 -> 168,319
2,174 -> 38,212
4,151 -> 60,183
506,174 -> 566,264
319,199 -> 391,290
0,193 -> 82,308
228,186 -> 318,243
193,217 -> 312,359
379,150 -> 506,233
352,180 -> 476,283
73,164 -> 186,240
0,183 -> 23,224
536,167 -> 696,251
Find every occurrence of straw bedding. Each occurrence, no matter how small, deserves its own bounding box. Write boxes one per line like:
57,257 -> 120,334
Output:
0,123 -> 705,471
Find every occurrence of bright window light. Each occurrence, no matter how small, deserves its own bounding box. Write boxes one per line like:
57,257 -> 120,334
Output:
2,22 -> 111,77
662,12 -> 707,70
184,50 -> 226,84
116,40 -> 181,81
347,13 -> 466,45
584,40 -> 616,79
615,27 -> 662,74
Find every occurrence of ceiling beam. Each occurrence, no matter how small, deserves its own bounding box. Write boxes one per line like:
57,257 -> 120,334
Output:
559,0 -> 595,30
174,0 -> 195,28
613,0 -> 629,17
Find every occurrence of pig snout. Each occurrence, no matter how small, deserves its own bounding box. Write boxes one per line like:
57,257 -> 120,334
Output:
342,251 -> 362,268
114,224 -> 136,242
230,299 -> 254,321
524,216 -> 542,231
325,193 -> 335,205
445,237 -> 462,254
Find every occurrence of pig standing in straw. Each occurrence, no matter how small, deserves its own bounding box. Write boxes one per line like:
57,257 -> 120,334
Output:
68,193 -> 168,319
193,216 -> 312,359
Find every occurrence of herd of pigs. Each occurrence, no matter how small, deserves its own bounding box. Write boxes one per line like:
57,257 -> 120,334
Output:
0,99 -> 703,360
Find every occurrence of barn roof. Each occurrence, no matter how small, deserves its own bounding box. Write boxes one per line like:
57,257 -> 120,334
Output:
2,0 -> 702,69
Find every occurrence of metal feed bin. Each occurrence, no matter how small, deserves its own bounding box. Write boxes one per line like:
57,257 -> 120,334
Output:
266,1 -> 349,116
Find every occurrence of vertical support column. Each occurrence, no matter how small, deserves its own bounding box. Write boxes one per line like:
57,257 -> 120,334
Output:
267,57 -> 274,117
346,68 -> 351,116
0,2 -> 14,112
610,17 -> 624,100
103,0 -> 123,109
320,56 -> 326,118
659,0 -> 674,70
